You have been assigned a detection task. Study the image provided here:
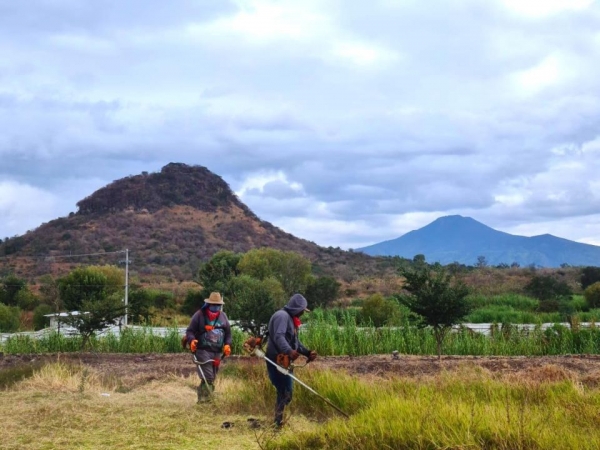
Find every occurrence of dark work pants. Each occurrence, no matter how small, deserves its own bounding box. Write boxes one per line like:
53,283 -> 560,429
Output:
266,360 -> 293,425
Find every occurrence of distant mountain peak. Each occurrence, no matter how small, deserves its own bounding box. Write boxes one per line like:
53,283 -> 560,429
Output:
0,162 -> 385,281
76,163 -> 252,216
358,215 -> 600,267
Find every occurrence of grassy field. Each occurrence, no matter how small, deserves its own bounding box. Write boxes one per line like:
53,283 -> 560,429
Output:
2,358 -> 600,449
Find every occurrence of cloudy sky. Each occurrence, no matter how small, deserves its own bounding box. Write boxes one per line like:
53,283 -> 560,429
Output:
1,0 -> 600,250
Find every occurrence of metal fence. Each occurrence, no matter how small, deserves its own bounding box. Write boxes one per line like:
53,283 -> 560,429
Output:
0,325 -> 187,344
1,322 -> 596,344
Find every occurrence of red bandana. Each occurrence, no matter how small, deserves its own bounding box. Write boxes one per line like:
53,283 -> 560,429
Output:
293,316 -> 302,329
206,310 -> 220,322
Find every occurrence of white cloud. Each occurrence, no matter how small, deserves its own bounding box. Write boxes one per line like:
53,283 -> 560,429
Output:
511,54 -> 563,95
197,0 -> 330,43
500,0 -> 595,18
2,0 -> 600,251
0,181 -> 58,238
236,171 -> 304,197
332,40 -> 399,66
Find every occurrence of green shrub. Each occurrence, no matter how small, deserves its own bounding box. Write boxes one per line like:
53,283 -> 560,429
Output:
0,303 -> 20,332
359,294 -> 403,327
584,282 -> 600,309
525,275 -> 572,301
33,304 -> 54,330
16,289 -> 40,311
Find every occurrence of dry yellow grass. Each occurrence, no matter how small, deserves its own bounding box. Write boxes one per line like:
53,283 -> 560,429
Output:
0,363 -> 315,450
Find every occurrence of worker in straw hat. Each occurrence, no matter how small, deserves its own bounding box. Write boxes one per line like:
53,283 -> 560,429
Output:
185,292 -> 232,403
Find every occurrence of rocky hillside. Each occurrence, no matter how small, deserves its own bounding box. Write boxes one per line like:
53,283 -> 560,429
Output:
0,163 -> 396,281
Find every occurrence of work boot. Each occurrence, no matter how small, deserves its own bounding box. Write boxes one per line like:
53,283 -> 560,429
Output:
274,405 -> 285,428
197,382 -> 211,404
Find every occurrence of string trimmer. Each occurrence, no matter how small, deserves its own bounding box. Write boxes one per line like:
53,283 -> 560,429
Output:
244,337 -> 349,418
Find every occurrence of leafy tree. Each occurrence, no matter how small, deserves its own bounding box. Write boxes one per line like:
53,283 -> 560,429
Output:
196,251 -> 241,299
227,275 -> 286,336
127,287 -> 155,324
581,267 -> 600,290
0,303 -> 20,332
238,248 -> 311,298
412,254 -> 426,267
446,262 -> 468,275
144,289 -> 175,310
95,265 -> 125,295
303,276 -> 341,309
524,275 -> 572,302
38,274 -> 62,312
476,256 -> 488,268
182,289 -> 204,316
359,293 -> 403,327
0,274 -> 27,306
398,266 -> 470,359
59,294 -> 125,350
584,282 -> 600,309
58,266 -> 123,311
33,304 -> 54,330
15,289 -> 40,311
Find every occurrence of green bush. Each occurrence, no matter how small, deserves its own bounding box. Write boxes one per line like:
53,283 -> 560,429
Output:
359,294 -> 403,327
525,275 -> 572,301
584,282 -> 600,309
145,289 -> 176,310
0,303 -> 20,332
304,276 -> 340,309
16,289 -> 40,311
33,304 -> 54,330
467,293 -> 539,311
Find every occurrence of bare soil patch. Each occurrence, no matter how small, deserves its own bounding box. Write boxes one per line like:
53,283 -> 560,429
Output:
2,353 -> 600,386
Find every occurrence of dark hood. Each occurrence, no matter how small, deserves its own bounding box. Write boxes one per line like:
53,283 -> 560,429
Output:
283,293 -> 309,317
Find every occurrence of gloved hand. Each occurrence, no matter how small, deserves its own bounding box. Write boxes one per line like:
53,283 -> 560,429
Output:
242,337 -> 261,353
288,350 -> 300,361
307,350 -> 317,362
190,339 -> 198,352
223,344 -> 231,357
205,325 -> 214,332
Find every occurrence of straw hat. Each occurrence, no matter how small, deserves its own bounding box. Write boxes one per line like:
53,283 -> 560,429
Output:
204,292 -> 224,305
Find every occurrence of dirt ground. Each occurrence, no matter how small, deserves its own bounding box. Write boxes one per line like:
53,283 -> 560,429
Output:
2,352 -> 600,387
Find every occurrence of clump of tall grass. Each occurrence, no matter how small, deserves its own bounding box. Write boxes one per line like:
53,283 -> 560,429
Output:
0,362 -> 43,389
467,293 -> 540,311
466,306 -> 562,324
258,367 -> 600,450
18,362 -> 111,393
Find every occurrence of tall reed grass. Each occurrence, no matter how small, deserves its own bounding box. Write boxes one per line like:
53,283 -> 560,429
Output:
1,327 -> 247,355
301,310 -> 600,356
2,312 -> 599,356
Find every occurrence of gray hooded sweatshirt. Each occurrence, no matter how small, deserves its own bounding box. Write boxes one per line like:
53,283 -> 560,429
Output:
266,293 -> 311,360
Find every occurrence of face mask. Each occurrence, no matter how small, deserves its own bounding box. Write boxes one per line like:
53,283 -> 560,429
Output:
208,305 -> 222,313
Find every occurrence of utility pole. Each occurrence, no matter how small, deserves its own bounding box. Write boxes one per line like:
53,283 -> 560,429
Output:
124,248 -> 129,328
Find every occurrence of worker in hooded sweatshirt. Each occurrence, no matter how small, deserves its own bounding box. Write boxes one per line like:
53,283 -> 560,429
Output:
266,293 -> 317,428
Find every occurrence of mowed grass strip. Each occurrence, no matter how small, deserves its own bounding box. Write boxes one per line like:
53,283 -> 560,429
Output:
0,362 -> 313,450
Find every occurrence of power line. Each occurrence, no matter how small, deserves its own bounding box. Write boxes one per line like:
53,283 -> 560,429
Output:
0,250 -> 127,260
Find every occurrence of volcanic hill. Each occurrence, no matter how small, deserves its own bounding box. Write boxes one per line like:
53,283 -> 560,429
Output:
0,163 -> 390,280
